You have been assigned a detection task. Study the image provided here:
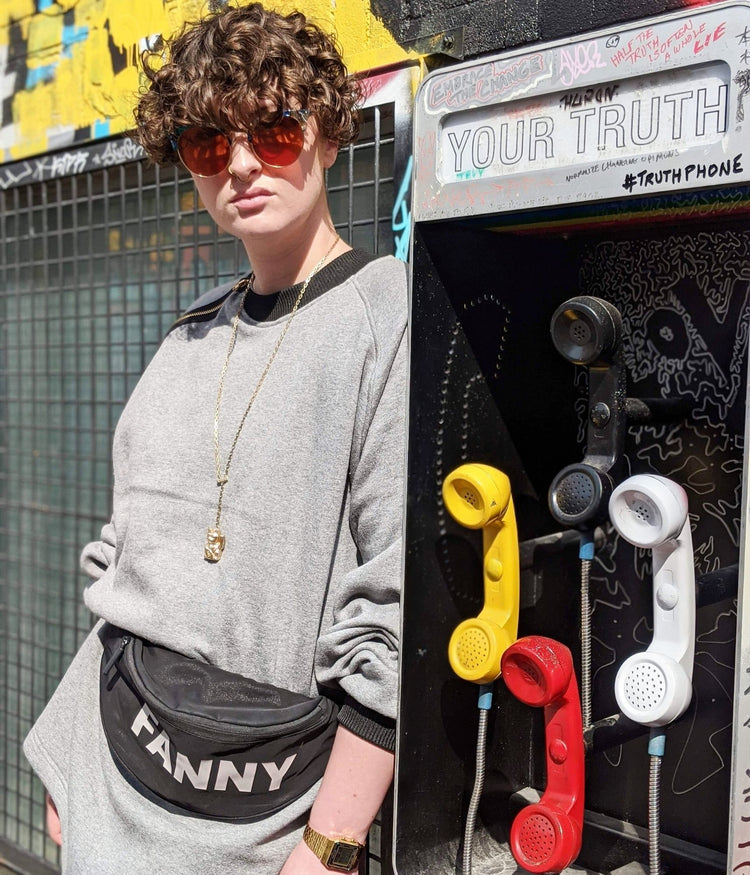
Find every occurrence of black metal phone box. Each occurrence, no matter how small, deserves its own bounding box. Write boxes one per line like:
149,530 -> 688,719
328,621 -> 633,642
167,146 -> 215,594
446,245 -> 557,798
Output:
397,4 -> 750,873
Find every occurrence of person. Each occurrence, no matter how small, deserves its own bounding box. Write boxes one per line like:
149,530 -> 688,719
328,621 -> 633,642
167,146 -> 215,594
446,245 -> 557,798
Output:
23,4 -> 407,873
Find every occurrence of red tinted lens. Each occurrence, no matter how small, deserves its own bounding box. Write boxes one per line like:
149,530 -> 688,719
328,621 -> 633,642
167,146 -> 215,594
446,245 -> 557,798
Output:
251,115 -> 305,167
177,128 -> 231,176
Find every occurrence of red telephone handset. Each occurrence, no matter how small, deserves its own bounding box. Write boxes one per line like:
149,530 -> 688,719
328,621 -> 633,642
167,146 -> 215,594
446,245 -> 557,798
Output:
501,636 -> 585,874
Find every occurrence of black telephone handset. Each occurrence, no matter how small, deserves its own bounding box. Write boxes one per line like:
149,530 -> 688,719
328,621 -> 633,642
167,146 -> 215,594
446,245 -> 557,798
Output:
548,296 -> 627,528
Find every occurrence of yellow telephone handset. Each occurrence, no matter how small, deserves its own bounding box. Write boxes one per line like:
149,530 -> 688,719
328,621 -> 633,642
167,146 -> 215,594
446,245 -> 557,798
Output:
443,464 -> 520,684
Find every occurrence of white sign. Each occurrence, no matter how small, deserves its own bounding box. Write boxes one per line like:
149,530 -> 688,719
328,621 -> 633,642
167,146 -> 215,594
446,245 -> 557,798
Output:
413,3 -> 750,220
440,63 -> 729,183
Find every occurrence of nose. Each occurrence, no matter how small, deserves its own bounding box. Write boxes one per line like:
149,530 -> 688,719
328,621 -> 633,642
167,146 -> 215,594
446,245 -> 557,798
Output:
227,134 -> 261,180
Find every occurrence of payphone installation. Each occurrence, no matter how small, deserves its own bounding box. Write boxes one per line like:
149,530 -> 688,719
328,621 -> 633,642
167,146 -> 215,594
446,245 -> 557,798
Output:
438,307 -> 700,875
443,304 -> 696,875
443,297 -> 695,875
398,3 -> 749,875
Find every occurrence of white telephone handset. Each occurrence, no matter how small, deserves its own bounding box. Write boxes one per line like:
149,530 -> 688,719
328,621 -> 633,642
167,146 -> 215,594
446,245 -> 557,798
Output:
609,474 -> 695,727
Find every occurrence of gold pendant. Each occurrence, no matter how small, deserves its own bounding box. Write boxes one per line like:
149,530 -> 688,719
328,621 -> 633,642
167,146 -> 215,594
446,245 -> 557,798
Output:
204,527 -> 226,562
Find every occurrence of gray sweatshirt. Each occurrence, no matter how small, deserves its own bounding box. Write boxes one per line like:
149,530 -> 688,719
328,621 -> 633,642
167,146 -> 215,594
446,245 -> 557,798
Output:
23,251 -> 407,873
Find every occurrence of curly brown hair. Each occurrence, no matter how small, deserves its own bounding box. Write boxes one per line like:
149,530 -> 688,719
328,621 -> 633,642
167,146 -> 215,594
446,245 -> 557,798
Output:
134,3 -> 362,166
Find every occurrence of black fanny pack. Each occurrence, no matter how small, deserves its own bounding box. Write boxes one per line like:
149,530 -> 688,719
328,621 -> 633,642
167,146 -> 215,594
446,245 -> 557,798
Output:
98,624 -> 338,822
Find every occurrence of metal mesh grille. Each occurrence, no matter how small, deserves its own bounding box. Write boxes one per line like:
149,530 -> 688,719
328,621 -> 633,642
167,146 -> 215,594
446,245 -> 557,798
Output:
0,103 -> 396,872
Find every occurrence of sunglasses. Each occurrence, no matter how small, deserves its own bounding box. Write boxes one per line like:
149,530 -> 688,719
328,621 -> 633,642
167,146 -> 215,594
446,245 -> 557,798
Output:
174,109 -> 310,176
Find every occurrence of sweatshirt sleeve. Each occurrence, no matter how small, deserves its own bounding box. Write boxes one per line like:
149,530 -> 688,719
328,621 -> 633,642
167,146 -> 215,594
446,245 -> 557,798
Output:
80,517 -> 117,581
315,269 -> 408,741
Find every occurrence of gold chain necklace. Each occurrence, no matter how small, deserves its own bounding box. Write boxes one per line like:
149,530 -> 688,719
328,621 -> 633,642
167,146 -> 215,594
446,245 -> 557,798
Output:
204,235 -> 340,562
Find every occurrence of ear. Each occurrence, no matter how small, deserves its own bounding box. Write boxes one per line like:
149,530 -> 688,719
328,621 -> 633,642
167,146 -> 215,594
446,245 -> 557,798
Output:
321,137 -> 340,170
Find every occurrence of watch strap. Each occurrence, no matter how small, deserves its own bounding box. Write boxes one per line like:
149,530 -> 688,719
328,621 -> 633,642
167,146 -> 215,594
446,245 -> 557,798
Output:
303,824 -> 364,871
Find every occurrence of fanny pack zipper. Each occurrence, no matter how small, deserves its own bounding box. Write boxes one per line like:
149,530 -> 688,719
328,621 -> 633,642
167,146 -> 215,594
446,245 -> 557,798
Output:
114,636 -> 333,744
103,634 -> 131,675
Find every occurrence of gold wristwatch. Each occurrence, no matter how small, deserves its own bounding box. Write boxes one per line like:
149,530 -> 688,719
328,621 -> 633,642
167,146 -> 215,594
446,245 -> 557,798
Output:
302,824 -> 364,871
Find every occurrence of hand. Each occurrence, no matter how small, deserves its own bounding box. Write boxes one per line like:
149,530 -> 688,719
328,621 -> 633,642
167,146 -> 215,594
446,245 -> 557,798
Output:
45,793 -> 62,847
280,839 -> 358,874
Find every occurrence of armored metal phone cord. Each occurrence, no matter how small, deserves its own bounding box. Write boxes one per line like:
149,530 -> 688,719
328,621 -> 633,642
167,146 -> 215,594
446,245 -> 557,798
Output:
648,729 -> 666,875
579,532 -> 595,729
462,684 -> 493,875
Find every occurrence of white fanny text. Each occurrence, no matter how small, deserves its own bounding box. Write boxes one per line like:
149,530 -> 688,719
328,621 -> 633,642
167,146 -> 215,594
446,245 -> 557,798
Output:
130,703 -> 297,793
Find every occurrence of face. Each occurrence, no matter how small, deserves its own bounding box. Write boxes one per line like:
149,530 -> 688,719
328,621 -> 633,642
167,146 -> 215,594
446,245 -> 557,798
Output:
187,115 -> 339,255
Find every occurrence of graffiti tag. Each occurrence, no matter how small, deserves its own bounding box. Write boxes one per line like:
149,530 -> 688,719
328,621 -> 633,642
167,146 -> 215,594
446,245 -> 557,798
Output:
46,151 -> 89,177
94,138 -> 145,167
0,138 -> 146,189
427,54 -> 546,111
392,155 -> 413,262
611,20 -> 727,67
559,84 -> 619,111
559,42 -> 607,87
0,162 -> 34,190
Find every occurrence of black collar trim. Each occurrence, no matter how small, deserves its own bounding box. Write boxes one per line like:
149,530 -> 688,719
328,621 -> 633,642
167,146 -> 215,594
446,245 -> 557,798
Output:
243,249 -> 378,321
168,249 -> 379,334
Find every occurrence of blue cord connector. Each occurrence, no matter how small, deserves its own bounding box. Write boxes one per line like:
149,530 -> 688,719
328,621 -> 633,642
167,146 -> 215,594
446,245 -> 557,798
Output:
477,682 -> 493,711
648,728 -> 666,757
579,530 -> 595,561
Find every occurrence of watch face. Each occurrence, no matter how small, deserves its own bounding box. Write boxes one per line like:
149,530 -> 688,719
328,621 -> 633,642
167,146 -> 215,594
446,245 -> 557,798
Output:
328,840 -> 361,871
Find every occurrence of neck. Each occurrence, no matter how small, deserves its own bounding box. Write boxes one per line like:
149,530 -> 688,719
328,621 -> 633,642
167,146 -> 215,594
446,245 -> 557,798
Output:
244,224 -> 348,295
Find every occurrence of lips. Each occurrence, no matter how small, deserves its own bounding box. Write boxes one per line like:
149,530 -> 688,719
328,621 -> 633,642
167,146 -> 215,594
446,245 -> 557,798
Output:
230,188 -> 273,207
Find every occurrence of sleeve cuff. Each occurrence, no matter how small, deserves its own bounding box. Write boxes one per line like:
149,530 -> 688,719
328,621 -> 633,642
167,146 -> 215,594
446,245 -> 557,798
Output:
337,697 -> 396,752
